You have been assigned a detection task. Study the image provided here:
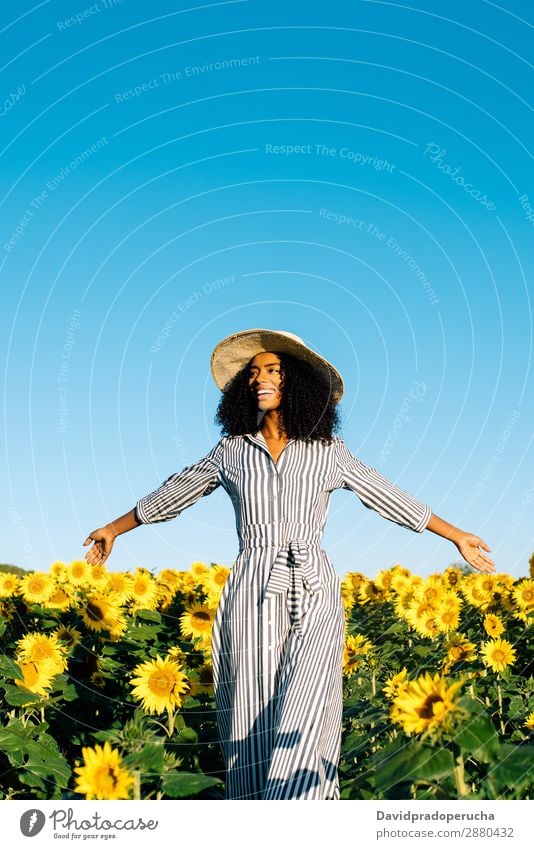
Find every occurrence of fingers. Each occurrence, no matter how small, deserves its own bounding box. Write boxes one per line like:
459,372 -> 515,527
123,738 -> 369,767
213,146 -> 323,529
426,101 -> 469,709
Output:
85,543 -> 103,565
472,555 -> 496,573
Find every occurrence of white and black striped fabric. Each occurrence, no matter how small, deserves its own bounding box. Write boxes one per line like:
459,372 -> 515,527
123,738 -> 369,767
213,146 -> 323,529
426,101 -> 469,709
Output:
135,432 -> 432,800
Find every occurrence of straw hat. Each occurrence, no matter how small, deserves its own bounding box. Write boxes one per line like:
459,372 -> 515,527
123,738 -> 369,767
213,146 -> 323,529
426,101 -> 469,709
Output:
210,329 -> 344,403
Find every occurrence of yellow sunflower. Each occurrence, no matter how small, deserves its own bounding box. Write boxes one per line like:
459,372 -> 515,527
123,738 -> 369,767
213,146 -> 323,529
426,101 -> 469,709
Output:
0,572 -> 20,597
89,563 -> 109,587
80,595 -> 122,633
435,604 -> 461,634
347,571 -> 366,592
383,668 -> 408,699
0,600 -> 15,620
390,577 -> 411,597
415,614 -> 441,639
480,638 -> 517,673
343,633 -> 374,675
461,577 -> 492,611
373,569 -> 396,598
90,671 -> 106,689
357,579 -> 384,605
512,579 -> 534,614
393,591 -> 415,618
405,601 -> 440,637
66,560 -> 91,587
176,571 -> 200,594
74,741 -> 134,800
53,625 -> 82,649
186,662 -> 214,696
104,572 -> 132,605
129,568 -> 159,610
49,561 -> 67,580
16,633 -> 67,674
130,655 -> 189,714
483,613 -> 505,637
189,561 -> 210,583
443,566 -> 462,588
167,646 -> 188,664
180,603 -> 215,641
14,659 -> 57,696
524,710 -> 534,731
340,579 -> 355,613
44,586 -> 73,611
413,577 -> 445,607
203,564 -> 230,595
391,672 -> 464,736
19,572 -> 55,604
442,634 -> 477,672
107,615 -> 128,641
156,569 -> 181,604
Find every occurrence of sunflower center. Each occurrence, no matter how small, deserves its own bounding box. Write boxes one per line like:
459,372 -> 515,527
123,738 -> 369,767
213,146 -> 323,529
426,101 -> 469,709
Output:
95,765 -> 119,792
418,693 -> 445,720
86,601 -> 106,622
522,590 -> 533,602
192,611 -> 211,631
29,580 -> 45,594
149,672 -> 174,696
492,649 -> 506,663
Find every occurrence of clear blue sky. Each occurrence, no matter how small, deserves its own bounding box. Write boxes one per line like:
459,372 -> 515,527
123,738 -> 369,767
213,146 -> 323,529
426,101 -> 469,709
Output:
1,0 -> 533,578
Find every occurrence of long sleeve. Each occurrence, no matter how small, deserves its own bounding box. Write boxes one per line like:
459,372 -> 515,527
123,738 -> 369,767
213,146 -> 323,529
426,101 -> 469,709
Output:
135,438 -> 225,524
334,437 -> 432,533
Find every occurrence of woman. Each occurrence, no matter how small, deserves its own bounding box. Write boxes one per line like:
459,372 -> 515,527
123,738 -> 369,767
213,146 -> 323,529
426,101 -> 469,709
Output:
83,328 -> 495,800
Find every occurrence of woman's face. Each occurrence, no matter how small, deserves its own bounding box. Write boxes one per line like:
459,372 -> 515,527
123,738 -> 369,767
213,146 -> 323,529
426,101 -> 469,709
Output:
247,352 -> 283,412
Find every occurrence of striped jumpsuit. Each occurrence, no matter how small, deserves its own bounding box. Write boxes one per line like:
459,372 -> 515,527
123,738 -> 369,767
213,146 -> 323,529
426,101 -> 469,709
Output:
135,432 -> 432,800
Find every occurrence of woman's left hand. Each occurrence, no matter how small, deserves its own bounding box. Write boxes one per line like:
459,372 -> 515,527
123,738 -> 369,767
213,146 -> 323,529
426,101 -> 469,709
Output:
454,533 -> 496,573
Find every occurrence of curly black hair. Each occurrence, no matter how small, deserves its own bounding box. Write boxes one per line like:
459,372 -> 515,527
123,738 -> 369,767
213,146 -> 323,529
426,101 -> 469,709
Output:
214,351 -> 342,442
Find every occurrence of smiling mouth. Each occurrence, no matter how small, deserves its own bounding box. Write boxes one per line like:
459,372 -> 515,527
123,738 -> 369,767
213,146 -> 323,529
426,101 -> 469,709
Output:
255,388 -> 276,399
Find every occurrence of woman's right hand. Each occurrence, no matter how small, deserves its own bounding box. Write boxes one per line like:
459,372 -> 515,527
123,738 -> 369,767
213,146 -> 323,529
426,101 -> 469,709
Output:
83,526 -> 116,566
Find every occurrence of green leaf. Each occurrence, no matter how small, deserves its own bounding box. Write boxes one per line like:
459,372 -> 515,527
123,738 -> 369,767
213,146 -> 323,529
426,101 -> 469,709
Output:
374,740 -> 454,790
2,683 -> 43,706
0,656 -> 22,680
490,744 -> 534,791
175,726 -> 198,745
162,771 -> 223,798
124,742 -> 165,774
507,696 -> 525,719
135,609 -> 162,624
125,625 -> 161,641
453,709 -> 500,763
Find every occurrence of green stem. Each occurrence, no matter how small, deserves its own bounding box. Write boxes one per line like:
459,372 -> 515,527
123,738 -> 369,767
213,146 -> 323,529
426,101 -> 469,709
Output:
133,770 -> 141,801
496,681 -> 505,735
452,746 -> 468,797
167,708 -> 175,737
371,671 -> 376,697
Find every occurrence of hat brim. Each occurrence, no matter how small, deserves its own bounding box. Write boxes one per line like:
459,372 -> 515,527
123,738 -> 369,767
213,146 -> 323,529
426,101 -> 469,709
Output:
210,328 -> 344,403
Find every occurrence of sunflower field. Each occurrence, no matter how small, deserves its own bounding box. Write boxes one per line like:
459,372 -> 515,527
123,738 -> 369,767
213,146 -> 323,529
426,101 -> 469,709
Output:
0,557 -> 533,800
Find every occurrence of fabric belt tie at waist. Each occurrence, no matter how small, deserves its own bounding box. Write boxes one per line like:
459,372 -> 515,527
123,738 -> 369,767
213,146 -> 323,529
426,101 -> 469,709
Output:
263,540 -> 322,638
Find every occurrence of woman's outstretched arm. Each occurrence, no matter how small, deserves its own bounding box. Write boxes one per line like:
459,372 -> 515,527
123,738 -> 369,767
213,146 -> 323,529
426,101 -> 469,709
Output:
425,512 -> 495,573
83,508 -> 141,566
